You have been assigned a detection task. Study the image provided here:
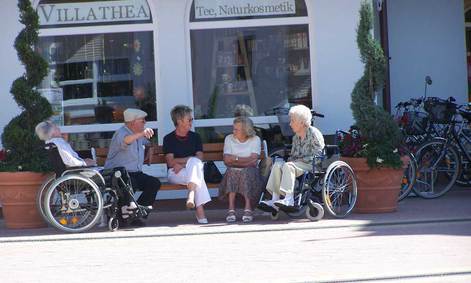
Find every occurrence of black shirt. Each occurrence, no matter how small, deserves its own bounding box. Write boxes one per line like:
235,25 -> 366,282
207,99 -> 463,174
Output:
162,130 -> 203,158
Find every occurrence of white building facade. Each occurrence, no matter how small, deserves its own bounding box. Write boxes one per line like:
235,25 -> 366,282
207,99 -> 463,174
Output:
0,0 -> 467,150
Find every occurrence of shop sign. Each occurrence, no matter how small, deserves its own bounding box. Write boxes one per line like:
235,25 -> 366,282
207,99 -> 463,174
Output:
39,88 -> 64,126
38,0 -> 150,27
194,0 -> 296,19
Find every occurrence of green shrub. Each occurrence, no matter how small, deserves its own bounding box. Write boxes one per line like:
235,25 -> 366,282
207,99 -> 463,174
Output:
350,1 -> 402,168
0,0 -> 52,172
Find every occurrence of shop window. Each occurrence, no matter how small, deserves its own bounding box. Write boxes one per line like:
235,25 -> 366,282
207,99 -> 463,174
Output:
38,31 -> 156,125
191,25 -> 311,119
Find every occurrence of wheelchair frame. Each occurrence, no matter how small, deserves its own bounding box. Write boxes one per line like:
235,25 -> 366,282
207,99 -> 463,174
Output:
258,145 -> 358,221
37,143 -> 147,233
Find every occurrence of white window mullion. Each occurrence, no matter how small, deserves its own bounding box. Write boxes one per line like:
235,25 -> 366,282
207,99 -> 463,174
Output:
189,16 -> 309,30
39,23 -> 155,37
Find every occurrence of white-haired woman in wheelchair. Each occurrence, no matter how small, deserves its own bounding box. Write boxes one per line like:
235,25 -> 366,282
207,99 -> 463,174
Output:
35,121 -> 96,167
260,105 -> 324,210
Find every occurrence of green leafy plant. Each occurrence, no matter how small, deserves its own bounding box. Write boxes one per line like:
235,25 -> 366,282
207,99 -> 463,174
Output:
350,1 -> 402,168
0,0 -> 52,172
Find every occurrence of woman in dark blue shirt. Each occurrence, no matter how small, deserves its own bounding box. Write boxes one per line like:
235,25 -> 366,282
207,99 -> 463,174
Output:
163,105 -> 211,224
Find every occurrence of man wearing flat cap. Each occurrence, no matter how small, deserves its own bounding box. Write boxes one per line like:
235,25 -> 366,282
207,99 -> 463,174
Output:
105,108 -> 160,224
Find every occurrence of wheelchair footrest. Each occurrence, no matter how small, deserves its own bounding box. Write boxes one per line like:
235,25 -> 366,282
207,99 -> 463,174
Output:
275,203 -> 298,213
257,202 -> 278,214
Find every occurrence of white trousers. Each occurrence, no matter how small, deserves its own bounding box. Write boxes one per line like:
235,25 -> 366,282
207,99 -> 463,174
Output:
168,157 -> 211,207
266,160 -> 312,195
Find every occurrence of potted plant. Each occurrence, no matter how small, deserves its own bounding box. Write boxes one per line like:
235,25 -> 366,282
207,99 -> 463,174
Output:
0,0 -> 53,228
340,1 -> 405,213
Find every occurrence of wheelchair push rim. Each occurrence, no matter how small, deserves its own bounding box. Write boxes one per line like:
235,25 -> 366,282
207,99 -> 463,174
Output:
322,161 -> 357,218
36,174 -> 56,225
44,174 -> 104,233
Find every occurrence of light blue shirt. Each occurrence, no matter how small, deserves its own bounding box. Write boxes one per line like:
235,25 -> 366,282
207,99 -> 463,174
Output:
104,126 -> 149,172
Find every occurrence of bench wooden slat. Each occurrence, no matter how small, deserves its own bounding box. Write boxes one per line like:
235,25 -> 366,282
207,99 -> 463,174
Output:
92,141 -> 265,191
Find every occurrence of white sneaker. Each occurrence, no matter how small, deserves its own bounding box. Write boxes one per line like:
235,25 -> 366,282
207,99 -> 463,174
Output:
274,197 -> 294,207
260,199 -> 276,207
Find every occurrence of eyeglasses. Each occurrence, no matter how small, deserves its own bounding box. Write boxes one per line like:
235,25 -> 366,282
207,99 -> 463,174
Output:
187,118 -> 194,122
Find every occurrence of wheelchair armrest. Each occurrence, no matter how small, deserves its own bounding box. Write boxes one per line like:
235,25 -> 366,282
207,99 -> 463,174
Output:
323,145 -> 340,159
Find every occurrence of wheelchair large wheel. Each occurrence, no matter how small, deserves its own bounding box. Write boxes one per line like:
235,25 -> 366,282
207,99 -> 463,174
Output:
322,161 -> 357,218
44,174 -> 103,233
36,174 -> 56,225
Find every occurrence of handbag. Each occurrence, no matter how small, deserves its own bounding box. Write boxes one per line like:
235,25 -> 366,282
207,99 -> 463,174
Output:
204,161 -> 223,183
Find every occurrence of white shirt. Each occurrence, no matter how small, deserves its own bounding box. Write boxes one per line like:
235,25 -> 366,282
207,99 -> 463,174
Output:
47,137 -> 87,167
223,134 -> 261,158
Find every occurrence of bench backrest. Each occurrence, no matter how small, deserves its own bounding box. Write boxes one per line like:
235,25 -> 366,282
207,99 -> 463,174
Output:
94,142 -> 265,166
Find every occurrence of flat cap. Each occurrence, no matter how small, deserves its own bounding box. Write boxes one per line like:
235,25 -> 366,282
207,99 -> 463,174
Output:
124,108 -> 147,122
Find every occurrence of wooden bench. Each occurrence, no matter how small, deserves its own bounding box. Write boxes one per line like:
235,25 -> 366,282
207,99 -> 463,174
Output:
94,142 -> 266,192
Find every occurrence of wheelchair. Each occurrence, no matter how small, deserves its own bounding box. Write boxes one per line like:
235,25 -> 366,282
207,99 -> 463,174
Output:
257,145 -> 358,221
37,143 -> 148,233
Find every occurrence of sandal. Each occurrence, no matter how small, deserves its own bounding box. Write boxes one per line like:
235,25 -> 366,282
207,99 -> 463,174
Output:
226,210 -> 236,223
242,209 -> 253,223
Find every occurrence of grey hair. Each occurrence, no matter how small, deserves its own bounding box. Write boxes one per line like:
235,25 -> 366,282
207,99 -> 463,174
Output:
170,105 -> 193,126
35,120 -> 56,141
233,104 -> 254,117
233,116 -> 256,137
289,105 -> 312,127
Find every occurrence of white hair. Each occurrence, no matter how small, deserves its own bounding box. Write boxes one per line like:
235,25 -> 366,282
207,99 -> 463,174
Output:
289,105 -> 312,127
35,121 -> 56,141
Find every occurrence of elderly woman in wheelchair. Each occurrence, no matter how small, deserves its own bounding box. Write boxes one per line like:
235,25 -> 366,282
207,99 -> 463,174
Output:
35,121 -> 147,232
258,105 -> 358,220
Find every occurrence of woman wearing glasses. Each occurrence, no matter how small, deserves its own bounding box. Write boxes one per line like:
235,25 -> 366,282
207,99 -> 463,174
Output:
163,105 -> 211,224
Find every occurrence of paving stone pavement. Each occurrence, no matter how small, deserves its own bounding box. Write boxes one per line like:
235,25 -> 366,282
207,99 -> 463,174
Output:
1,189 -> 471,282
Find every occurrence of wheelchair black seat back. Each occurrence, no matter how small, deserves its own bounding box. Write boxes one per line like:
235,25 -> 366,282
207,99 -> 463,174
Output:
38,143 -> 147,233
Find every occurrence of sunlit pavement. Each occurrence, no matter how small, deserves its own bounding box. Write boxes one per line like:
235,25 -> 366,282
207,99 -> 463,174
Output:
1,188 -> 471,283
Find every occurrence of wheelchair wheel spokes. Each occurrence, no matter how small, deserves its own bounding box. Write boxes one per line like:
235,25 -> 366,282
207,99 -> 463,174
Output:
323,161 -> 357,218
414,140 -> 460,199
44,175 -> 103,233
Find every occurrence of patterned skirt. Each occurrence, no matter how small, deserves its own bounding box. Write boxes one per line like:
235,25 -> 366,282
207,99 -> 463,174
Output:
218,167 -> 263,203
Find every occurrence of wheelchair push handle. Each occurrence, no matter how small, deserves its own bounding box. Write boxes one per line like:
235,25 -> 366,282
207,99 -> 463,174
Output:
311,110 -> 324,118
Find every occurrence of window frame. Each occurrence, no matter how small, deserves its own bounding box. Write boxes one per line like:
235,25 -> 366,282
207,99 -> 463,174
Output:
184,0 -> 316,130
35,0 -> 161,135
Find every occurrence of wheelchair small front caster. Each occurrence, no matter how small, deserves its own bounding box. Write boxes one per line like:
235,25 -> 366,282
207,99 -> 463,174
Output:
306,200 -> 324,221
270,211 -> 279,220
108,217 -> 119,232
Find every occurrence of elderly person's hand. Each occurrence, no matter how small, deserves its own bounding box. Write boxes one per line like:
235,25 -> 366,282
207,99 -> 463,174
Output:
142,128 -> 154,139
173,163 -> 184,174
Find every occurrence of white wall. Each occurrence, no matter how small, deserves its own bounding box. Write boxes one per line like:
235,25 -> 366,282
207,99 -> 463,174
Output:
388,0 -> 468,106
0,1 -> 23,149
0,0 -> 365,147
310,0 -> 363,133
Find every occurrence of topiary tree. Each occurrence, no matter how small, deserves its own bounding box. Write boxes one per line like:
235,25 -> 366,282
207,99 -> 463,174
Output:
0,0 -> 52,172
350,1 -> 402,168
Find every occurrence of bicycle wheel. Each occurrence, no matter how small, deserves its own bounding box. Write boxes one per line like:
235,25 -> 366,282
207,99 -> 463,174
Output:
398,151 -> 417,201
453,129 -> 471,187
414,140 -> 460,199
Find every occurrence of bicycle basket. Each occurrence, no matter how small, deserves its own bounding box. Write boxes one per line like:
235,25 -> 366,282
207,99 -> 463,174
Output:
402,111 -> 428,135
424,97 -> 456,124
